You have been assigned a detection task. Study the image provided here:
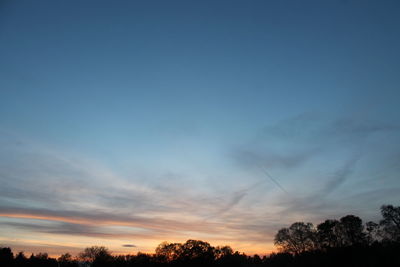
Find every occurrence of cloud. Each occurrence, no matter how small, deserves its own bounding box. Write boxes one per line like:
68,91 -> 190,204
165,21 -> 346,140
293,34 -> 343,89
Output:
0,221 -> 100,237
326,118 -> 399,138
231,113 -> 399,174
228,113 -> 400,224
205,190 -> 248,220
232,147 -> 317,170
1,118 -> 399,256
122,244 -> 136,247
0,134 -> 281,249
261,114 -> 399,143
321,155 -> 360,195
0,204 -> 230,234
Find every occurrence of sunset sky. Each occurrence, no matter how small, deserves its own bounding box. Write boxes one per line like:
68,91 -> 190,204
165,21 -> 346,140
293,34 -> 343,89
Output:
1,0 -> 400,257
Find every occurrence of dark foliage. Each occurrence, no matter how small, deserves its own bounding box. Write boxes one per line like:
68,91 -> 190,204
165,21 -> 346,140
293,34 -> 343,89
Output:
1,204 -> 399,267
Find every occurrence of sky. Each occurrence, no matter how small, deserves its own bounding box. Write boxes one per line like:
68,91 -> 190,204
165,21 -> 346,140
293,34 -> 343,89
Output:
0,0 -> 400,257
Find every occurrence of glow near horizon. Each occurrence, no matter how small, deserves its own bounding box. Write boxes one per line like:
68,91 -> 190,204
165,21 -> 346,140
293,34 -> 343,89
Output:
1,0 -> 400,257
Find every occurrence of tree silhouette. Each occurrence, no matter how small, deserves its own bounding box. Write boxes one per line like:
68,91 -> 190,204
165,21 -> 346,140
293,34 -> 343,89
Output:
336,215 -> 366,246
366,221 -> 380,244
178,239 -> 215,264
79,246 -> 112,267
274,222 -> 316,254
29,253 -> 57,267
58,253 -> 78,267
214,245 -> 233,260
14,251 -> 27,266
0,247 -> 13,267
155,241 -> 181,262
380,204 -> 400,242
316,219 -> 340,249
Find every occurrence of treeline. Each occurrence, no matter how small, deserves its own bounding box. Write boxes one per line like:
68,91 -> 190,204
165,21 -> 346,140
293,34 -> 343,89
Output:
270,204 -> 400,267
0,204 -> 399,267
274,205 -> 400,253
2,242 -> 252,267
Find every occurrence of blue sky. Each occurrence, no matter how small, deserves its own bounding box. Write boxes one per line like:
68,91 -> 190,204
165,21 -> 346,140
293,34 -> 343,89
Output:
0,0 -> 400,256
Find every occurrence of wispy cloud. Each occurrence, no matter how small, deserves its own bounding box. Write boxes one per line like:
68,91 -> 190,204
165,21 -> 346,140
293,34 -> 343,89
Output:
230,113 -> 400,222
0,134 -> 277,253
0,114 -> 399,256
321,155 -> 360,195
232,113 -> 399,171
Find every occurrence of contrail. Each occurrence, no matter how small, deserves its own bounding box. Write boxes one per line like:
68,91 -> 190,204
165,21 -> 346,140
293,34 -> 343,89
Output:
260,166 -> 288,194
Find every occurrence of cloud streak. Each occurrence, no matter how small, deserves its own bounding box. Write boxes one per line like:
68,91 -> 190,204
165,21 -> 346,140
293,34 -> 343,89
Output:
230,113 -> 400,222
0,115 -> 399,256
0,135 -> 281,254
